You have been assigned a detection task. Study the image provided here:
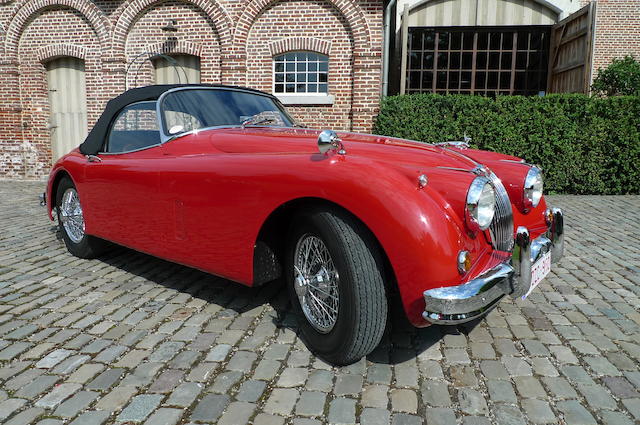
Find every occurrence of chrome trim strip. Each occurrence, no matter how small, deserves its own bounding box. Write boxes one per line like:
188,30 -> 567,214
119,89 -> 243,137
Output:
487,172 -> 514,252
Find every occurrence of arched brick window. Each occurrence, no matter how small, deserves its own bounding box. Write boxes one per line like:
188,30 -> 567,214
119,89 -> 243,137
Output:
273,51 -> 329,95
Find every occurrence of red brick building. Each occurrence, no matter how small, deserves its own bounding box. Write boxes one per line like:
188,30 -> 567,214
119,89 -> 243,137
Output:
0,0 -> 638,178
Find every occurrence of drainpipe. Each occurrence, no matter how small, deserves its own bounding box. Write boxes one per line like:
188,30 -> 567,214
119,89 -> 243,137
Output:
382,0 -> 397,96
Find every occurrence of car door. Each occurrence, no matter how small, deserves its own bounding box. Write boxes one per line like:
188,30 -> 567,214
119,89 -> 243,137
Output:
82,101 -> 169,254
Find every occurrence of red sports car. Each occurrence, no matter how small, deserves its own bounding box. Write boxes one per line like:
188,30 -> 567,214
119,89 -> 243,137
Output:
44,84 -> 564,364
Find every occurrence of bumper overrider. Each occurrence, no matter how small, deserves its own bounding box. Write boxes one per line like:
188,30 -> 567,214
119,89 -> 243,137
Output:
423,208 -> 564,325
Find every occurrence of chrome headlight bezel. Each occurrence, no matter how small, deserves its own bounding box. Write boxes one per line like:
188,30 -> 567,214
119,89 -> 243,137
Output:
523,167 -> 543,210
465,176 -> 496,232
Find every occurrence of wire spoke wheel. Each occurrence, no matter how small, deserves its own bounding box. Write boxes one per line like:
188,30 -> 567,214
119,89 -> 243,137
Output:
293,234 -> 340,333
60,188 -> 85,243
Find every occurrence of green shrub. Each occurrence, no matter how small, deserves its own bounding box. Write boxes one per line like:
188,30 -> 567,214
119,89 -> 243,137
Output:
373,94 -> 640,194
592,55 -> 640,96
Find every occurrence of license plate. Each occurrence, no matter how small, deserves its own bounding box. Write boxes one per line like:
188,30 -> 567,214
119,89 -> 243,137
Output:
522,250 -> 551,299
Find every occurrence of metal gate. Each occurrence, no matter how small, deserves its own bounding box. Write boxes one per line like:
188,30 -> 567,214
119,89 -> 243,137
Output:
547,3 -> 596,94
46,57 -> 88,162
154,54 -> 201,84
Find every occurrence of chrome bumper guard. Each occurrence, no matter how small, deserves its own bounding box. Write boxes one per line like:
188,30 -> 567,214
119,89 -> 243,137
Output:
423,208 -> 564,325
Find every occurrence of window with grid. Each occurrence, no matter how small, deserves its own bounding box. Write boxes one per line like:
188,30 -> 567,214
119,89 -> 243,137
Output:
274,52 -> 329,95
406,27 -> 551,96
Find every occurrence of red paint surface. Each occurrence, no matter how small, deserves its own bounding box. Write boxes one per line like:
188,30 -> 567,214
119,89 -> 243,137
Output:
47,127 -> 550,327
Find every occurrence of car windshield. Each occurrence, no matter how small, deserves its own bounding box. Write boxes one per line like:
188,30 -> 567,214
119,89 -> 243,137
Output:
160,88 -> 298,136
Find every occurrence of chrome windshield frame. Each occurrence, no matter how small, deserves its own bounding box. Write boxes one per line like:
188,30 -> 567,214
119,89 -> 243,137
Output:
155,86 -> 297,144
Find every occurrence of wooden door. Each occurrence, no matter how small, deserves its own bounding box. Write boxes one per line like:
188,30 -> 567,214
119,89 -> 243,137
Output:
547,3 -> 596,94
46,57 -> 88,162
154,54 -> 201,84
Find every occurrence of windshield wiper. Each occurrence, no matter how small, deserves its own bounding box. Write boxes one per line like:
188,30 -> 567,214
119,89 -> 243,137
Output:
241,115 -> 278,128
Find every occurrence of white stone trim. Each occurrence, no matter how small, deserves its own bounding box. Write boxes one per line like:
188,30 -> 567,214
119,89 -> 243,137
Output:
276,94 -> 335,105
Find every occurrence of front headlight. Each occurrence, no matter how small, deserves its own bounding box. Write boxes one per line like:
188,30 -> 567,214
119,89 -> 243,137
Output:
466,176 -> 496,232
523,167 -> 543,210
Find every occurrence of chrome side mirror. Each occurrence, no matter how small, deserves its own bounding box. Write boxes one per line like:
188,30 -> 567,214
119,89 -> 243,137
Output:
318,130 -> 346,155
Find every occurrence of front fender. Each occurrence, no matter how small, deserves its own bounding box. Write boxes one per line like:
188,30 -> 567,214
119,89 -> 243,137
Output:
257,154 -> 483,327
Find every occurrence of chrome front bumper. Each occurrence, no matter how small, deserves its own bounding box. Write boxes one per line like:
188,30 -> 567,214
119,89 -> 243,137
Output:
423,208 -> 564,325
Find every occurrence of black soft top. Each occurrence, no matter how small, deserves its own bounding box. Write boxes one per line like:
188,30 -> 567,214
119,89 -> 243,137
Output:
79,84 -> 271,155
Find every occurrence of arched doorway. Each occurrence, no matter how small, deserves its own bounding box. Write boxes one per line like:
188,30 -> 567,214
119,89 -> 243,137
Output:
45,57 -> 88,162
153,54 -> 201,84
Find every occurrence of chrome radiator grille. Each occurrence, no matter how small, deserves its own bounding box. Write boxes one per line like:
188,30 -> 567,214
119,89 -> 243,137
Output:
487,172 -> 514,252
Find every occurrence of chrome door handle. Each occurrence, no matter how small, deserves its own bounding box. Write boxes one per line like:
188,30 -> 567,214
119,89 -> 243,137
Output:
86,155 -> 102,163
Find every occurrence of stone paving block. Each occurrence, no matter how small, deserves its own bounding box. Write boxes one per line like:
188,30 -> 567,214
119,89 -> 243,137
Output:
253,413 -> 285,425
208,370 -> 243,393
236,379 -> 267,402
555,400 -> 597,425
264,388 -> 299,415
577,383 -> 618,410
600,411 -> 636,425
0,399 -> 27,421
487,380 -> 517,403
148,369 -> 184,393
328,398 -> 356,424
253,359 -> 281,381
502,356 -> 532,376
391,388 -> 418,413
601,376 -> 640,398
423,408 -> 457,425
449,365 -> 478,387
53,391 -> 99,418
94,384 -> 138,411
493,405 -> 526,425
521,399 -> 556,424
35,383 -> 82,408
86,368 -> 125,391
205,344 -> 232,362
334,373 -> 363,396
295,391 -> 326,416
52,354 -> 91,374
277,367 -> 308,387
513,376 -> 547,399
68,411 -> 110,425
15,375 -> 59,398
621,399 -> 640,420
457,388 -> 488,415
584,356 -> 622,376
143,407 -> 183,425
67,363 -> 105,384
190,393 -> 231,422
3,407 -> 45,425
0,342 -> 32,361
306,369 -> 333,392
218,401 -> 256,425
166,382 -> 202,407
362,384 -> 389,409
185,362 -> 218,383
117,394 -> 164,422
361,408 -> 391,425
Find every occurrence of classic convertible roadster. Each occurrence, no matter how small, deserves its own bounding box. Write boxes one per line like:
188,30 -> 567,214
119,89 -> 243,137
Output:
44,84 -> 564,364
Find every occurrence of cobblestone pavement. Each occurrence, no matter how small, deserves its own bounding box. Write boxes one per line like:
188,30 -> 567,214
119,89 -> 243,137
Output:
1,181 -> 639,425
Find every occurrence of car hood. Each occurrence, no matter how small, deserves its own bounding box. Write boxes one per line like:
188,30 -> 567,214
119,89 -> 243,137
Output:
209,127 -> 521,171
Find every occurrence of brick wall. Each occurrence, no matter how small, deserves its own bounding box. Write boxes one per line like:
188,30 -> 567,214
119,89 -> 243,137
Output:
0,0 -> 383,178
589,0 -> 640,78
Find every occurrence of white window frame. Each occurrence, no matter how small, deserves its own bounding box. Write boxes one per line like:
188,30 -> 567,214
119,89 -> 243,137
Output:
272,51 -> 334,105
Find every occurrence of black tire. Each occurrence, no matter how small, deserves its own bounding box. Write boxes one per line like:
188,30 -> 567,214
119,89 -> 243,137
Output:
286,207 -> 388,365
55,177 -> 107,259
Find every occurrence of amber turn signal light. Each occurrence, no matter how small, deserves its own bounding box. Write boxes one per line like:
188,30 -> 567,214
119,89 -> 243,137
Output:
457,250 -> 472,275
